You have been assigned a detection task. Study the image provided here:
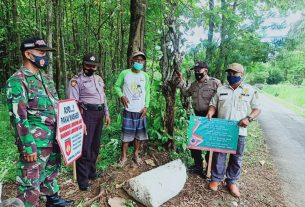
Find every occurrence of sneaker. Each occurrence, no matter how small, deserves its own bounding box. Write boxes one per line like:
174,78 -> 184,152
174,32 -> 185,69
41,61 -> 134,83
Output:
227,184 -> 241,197
209,181 -> 220,191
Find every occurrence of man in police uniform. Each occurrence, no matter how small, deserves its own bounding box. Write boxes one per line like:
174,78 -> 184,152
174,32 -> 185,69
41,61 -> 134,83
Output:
68,53 -> 110,191
6,37 -> 74,207
177,61 -> 221,177
207,63 -> 261,197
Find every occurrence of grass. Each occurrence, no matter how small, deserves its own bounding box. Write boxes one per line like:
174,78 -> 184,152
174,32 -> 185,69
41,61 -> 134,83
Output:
262,84 -> 305,117
243,120 -> 266,166
0,97 -> 18,182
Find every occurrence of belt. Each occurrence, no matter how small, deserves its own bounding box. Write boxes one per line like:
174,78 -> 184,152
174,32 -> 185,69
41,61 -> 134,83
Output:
83,103 -> 104,111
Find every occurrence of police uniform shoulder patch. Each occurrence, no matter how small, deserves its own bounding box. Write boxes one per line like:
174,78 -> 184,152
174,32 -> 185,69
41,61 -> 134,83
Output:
71,80 -> 77,87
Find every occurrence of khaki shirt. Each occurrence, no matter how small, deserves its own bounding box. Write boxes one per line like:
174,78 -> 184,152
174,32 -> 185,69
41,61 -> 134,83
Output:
179,76 -> 221,114
68,72 -> 109,116
209,82 -> 261,136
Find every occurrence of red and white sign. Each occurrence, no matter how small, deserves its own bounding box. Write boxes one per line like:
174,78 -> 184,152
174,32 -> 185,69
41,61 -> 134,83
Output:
56,99 -> 84,165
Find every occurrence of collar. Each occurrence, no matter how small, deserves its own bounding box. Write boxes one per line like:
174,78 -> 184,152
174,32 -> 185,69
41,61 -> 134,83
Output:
21,66 -> 35,77
226,82 -> 245,90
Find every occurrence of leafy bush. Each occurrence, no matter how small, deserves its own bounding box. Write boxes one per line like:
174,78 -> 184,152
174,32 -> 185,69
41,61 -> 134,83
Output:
266,70 -> 284,84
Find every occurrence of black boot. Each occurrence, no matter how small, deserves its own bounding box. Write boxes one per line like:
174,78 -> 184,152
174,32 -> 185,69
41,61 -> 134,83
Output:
46,193 -> 74,207
187,165 -> 207,178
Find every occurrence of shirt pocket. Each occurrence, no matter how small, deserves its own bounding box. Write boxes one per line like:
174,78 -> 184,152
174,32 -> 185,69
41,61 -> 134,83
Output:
237,96 -> 250,111
84,82 -> 93,88
201,89 -> 215,104
28,89 -> 49,110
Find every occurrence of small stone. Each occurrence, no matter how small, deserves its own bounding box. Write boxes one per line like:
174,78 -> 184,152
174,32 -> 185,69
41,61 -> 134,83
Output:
227,201 -> 238,207
259,160 -> 266,166
145,159 -> 156,167
108,197 -> 127,207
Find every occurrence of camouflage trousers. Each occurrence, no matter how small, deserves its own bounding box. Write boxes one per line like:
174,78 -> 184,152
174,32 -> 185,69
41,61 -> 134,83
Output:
16,146 -> 61,207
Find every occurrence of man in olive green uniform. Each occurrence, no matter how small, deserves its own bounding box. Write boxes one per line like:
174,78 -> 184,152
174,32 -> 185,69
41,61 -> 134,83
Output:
6,37 -> 73,207
177,61 -> 221,177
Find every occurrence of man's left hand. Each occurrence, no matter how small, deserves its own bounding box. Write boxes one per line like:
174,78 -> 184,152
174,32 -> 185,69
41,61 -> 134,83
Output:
105,115 -> 111,127
140,107 -> 147,118
239,118 -> 250,128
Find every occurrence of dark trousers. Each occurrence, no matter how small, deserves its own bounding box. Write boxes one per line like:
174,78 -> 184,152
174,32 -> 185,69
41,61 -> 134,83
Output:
191,110 -> 212,170
211,136 -> 246,184
76,109 -> 104,187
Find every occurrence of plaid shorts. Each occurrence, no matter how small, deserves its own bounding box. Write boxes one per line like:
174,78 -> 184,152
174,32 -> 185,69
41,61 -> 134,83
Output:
121,110 -> 148,142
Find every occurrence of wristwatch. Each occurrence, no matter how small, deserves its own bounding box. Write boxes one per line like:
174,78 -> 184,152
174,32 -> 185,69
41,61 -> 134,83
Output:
246,115 -> 253,122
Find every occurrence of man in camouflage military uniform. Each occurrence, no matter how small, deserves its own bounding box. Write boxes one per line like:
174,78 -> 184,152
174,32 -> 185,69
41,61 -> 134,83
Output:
68,53 -> 110,191
6,37 -> 74,207
177,61 -> 221,178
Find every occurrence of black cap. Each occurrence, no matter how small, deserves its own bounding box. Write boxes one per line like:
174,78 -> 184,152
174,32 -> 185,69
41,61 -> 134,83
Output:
192,61 -> 208,71
20,37 -> 56,52
83,53 -> 100,66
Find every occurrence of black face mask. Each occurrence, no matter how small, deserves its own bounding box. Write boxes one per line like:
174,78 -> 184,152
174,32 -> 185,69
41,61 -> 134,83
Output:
195,72 -> 205,81
84,69 -> 95,76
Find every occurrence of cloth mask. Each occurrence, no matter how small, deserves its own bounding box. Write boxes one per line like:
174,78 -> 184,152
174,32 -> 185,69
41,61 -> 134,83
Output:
195,72 -> 205,81
227,74 -> 241,85
30,54 -> 49,68
133,62 -> 144,70
84,69 -> 95,76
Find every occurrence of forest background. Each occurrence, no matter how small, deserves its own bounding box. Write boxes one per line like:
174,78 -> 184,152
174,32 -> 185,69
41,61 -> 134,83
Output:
0,0 -> 305,182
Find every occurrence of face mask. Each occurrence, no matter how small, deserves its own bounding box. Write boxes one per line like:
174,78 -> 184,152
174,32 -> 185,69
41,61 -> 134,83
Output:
227,74 -> 241,85
84,69 -> 95,76
195,73 -> 205,81
133,62 -> 144,70
30,54 -> 49,68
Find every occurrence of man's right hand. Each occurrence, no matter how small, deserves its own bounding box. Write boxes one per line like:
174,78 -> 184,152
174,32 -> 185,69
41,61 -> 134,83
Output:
23,153 -> 37,162
121,96 -> 129,108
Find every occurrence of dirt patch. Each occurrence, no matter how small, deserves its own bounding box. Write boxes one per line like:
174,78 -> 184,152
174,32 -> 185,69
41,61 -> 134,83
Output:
2,146 -> 286,207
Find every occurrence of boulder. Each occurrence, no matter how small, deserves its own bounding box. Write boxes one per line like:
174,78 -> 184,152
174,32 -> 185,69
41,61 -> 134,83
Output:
123,159 -> 187,207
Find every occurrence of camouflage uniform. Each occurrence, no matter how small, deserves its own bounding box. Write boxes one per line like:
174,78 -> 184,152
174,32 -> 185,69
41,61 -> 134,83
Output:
6,66 -> 60,207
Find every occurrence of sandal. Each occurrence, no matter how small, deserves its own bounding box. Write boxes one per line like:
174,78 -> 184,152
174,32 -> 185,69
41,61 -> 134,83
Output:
132,156 -> 143,165
118,159 -> 128,168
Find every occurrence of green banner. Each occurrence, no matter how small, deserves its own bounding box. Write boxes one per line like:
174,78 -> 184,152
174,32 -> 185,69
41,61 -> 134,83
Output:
187,116 -> 239,154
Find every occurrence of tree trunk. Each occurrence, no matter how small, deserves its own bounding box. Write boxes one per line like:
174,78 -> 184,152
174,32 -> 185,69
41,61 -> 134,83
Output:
54,0 -> 62,93
47,0 -> 54,77
214,0 -> 227,78
160,1 -> 183,150
127,0 -> 146,67
206,0 -> 214,64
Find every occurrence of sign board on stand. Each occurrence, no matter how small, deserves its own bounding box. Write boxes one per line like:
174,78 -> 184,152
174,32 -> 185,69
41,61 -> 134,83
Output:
56,99 -> 84,166
187,116 -> 239,154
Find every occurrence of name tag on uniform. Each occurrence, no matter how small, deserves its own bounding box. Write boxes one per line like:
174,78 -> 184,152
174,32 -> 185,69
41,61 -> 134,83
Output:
241,93 -> 250,96
220,93 -> 228,96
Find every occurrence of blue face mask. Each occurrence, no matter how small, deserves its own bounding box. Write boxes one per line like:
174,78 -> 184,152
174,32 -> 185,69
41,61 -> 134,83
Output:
31,54 -> 49,68
133,62 -> 144,70
227,74 -> 241,85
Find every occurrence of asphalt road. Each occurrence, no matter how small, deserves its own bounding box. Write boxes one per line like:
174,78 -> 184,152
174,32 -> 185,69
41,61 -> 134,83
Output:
258,94 -> 305,207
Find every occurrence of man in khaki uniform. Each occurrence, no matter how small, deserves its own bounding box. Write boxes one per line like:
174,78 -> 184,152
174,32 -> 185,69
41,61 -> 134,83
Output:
207,63 -> 261,197
177,61 -> 221,177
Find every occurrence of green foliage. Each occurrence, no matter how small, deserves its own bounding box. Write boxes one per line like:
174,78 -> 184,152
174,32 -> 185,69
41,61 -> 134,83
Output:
266,70 -> 284,84
0,93 -> 18,182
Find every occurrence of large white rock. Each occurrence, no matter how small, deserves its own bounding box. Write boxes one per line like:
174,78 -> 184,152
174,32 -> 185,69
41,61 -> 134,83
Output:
123,159 -> 187,207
